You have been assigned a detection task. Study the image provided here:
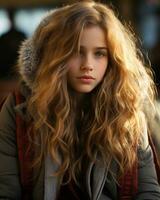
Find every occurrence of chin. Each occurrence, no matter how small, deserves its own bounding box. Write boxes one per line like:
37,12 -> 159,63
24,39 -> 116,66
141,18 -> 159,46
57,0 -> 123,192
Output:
76,87 -> 95,93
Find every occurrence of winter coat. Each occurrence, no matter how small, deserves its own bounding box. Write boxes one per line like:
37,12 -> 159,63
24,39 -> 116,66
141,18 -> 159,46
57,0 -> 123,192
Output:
0,9 -> 160,200
0,84 -> 160,200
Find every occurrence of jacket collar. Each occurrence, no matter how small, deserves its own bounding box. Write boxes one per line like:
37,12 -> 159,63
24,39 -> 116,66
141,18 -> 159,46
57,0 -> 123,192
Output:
44,154 -> 118,200
14,81 -> 31,121
44,154 -> 61,200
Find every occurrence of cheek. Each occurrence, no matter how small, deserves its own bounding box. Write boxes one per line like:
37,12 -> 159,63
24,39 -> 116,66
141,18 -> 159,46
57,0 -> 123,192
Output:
67,59 -> 79,80
97,60 -> 108,78
67,57 -> 80,70
67,64 -> 77,76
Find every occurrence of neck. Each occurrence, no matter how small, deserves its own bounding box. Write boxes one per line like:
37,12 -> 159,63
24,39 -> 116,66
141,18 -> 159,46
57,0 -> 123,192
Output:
69,88 -> 86,107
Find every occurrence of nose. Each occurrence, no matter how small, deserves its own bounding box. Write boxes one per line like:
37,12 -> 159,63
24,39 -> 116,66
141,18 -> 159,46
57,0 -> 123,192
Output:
80,64 -> 93,71
80,56 -> 94,71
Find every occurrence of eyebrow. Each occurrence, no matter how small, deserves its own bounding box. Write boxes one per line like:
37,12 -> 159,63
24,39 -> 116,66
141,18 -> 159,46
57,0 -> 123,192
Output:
96,47 -> 108,50
80,46 -> 108,50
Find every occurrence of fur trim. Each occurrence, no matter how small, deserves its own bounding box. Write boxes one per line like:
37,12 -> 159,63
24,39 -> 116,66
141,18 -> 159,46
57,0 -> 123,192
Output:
18,38 -> 38,88
18,9 -> 56,89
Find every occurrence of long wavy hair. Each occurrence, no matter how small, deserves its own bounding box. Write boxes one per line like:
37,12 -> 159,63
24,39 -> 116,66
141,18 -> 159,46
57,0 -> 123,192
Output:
27,1 -> 155,182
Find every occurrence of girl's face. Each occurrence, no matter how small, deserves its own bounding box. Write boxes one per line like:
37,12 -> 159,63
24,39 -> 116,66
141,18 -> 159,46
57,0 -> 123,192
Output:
67,25 -> 108,94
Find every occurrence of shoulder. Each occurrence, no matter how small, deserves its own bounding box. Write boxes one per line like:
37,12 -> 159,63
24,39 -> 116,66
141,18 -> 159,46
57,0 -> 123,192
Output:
0,93 -> 16,124
0,93 -> 17,156
0,93 -> 22,198
0,90 -> 28,138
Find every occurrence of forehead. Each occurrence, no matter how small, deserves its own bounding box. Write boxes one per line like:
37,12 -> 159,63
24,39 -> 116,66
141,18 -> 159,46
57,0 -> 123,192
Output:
79,25 -> 107,48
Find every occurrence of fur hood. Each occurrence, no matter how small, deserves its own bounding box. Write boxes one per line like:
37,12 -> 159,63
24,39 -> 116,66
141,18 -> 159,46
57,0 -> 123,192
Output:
18,9 -> 56,89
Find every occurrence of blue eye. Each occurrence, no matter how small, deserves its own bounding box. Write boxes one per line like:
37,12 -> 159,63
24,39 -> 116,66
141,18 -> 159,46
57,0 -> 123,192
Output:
95,51 -> 107,57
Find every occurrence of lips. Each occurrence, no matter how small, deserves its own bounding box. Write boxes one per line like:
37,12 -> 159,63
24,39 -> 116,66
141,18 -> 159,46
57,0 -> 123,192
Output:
77,75 -> 95,80
77,75 -> 95,84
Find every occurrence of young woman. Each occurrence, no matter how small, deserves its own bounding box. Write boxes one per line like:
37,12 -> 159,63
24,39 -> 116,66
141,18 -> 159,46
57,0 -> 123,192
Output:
0,1 -> 160,199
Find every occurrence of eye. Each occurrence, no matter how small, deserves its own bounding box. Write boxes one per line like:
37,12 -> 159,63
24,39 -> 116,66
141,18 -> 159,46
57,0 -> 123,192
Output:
95,50 -> 107,58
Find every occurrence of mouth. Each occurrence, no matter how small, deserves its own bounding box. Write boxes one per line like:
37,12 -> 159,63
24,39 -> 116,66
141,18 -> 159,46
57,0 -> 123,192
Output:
77,75 -> 95,80
76,75 -> 95,84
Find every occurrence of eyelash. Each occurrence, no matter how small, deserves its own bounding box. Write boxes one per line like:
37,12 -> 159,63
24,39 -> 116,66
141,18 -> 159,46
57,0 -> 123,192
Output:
95,51 -> 107,57
79,51 -> 107,57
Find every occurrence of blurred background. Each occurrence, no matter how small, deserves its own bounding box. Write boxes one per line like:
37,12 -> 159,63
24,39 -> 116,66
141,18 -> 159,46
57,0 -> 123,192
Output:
0,0 -> 160,101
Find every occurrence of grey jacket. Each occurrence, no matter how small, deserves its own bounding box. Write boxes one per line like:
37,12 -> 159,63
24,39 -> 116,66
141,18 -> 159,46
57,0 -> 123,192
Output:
0,9 -> 160,199
0,90 -> 160,200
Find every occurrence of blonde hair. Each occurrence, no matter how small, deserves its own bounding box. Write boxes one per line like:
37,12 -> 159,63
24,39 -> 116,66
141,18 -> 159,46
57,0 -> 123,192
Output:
26,1 -> 155,182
